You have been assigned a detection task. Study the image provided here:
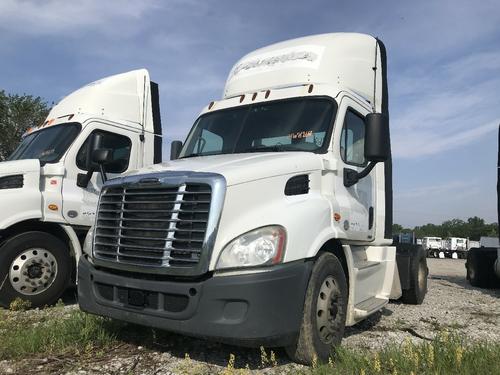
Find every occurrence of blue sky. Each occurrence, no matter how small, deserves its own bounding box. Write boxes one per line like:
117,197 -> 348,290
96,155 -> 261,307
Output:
1,0 -> 499,227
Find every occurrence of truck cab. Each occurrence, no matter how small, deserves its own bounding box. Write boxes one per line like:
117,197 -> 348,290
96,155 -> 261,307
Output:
78,33 -> 427,364
0,69 -> 162,308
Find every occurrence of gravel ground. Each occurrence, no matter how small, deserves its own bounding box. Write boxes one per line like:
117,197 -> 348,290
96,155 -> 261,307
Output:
343,258 -> 500,351
1,258 -> 498,374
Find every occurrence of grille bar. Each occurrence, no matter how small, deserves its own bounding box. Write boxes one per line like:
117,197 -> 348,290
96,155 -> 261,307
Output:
94,182 -> 211,267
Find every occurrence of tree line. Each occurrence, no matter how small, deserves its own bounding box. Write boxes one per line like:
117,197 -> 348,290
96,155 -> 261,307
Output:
393,216 -> 498,241
0,90 -> 50,161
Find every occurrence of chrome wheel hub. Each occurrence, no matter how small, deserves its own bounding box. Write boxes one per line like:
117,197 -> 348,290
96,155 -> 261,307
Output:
9,248 -> 58,296
316,276 -> 340,344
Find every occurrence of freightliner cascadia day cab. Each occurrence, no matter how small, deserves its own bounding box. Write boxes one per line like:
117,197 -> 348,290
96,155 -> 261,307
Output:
0,70 -> 163,308
78,33 -> 428,364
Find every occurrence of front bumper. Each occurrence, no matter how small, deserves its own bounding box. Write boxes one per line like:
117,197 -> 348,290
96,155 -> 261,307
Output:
78,256 -> 312,346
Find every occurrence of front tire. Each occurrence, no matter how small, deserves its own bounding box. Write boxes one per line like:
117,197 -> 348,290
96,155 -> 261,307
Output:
286,253 -> 348,365
0,231 -> 71,308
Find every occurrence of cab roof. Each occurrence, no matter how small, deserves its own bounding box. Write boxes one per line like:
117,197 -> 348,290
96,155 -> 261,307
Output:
224,33 -> 383,112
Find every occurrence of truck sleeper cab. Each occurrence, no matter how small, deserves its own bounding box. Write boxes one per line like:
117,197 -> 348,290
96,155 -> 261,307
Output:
78,33 -> 428,365
0,70 -> 163,308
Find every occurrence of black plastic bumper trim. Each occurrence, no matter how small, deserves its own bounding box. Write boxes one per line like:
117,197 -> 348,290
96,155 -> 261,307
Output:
78,256 -> 313,347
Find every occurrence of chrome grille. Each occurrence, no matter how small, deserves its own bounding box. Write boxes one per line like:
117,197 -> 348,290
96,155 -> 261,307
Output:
94,183 -> 211,267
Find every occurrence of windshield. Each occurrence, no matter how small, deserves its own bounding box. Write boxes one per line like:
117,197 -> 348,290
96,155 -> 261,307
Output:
9,123 -> 81,164
179,97 -> 336,158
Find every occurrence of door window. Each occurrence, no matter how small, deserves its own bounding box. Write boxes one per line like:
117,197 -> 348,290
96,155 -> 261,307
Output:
76,130 -> 132,173
340,110 -> 366,166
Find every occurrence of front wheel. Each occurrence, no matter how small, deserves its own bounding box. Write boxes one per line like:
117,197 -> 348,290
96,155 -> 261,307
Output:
0,231 -> 71,308
286,253 -> 348,365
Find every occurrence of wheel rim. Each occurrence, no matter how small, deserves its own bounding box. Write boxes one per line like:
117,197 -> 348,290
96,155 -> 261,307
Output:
316,276 -> 341,344
9,248 -> 58,296
418,260 -> 427,292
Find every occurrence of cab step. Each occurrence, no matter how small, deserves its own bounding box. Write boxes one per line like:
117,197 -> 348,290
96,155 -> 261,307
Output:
353,296 -> 388,320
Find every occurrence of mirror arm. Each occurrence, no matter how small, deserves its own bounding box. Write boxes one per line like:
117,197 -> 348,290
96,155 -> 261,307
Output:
344,161 -> 377,188
98,164 -> 107,183
357,161 -> 377,180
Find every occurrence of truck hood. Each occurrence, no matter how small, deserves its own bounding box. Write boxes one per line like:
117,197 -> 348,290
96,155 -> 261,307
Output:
0,159 -> 40,177
125,152 -> 323,186
0,159 -> 42,229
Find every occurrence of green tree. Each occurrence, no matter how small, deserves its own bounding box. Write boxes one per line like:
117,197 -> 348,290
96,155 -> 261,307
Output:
392,223 -> 403,233
406,217 -> 497,240
0,90 -> 50,161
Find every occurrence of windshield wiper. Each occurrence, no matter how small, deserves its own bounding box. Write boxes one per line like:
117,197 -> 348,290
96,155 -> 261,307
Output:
179,153 -> 202,159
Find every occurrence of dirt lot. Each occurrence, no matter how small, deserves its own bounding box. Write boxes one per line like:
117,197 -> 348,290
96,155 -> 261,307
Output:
0,258 -> 498,374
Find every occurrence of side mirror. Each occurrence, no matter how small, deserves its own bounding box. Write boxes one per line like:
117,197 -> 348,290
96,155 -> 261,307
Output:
92,148 -> 113,165
343,113 -> 390,188
76,133 -> 113,188
365,113 -> 390,162
170,140 -> 183,160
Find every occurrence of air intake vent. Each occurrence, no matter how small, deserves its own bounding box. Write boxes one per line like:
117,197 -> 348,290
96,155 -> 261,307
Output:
0,175 -> 24,190
285,175 -> 309,196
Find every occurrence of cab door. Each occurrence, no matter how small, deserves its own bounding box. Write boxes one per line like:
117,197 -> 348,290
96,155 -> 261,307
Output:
61,122 -> 139,227
334,96 -> 376,241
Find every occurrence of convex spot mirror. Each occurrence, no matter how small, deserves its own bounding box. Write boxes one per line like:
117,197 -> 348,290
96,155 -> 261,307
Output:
170,140 -> 183,160
92,148 -> 113,165
364,113 -> 390,162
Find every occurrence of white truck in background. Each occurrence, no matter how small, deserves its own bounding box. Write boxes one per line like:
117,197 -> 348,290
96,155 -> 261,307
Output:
0,70 -> 163,308
78,33 -> 428,365
443,237 -> 467,259
467,240 -> 480,250
422,236 -> 442,258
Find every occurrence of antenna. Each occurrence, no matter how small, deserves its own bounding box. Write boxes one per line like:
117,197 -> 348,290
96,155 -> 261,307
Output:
372,38 -> 379,113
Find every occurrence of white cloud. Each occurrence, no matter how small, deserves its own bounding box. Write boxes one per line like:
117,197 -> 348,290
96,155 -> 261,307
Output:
390,45 -> 500,159
392,119 -> 498,158
395,181 -> 479,200
0,0 -> 162,37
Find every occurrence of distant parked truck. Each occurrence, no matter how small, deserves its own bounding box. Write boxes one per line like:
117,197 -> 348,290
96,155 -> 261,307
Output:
467,240 -> 480,250
479,237 -> 499,248
422,237 -> 442,258
393,232 -> 416,244
443,237 -> 467,259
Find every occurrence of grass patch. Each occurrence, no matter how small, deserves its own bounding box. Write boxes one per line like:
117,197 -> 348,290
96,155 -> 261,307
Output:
0,307 -> 499,375
311,333 -> 500,375
0,309 -> 123,359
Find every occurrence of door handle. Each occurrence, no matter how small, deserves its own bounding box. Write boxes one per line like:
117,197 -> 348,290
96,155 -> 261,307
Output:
368,206 -> 374,230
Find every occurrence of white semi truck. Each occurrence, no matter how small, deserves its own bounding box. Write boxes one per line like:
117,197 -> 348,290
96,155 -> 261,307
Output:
422,236 -> 442,258
0,70 -> 163,307
78,33 -> 428,364
443,237 -> 467,259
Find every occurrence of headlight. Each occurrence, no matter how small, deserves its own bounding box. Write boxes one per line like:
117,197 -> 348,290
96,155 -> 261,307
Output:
216,226 -> 286,270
